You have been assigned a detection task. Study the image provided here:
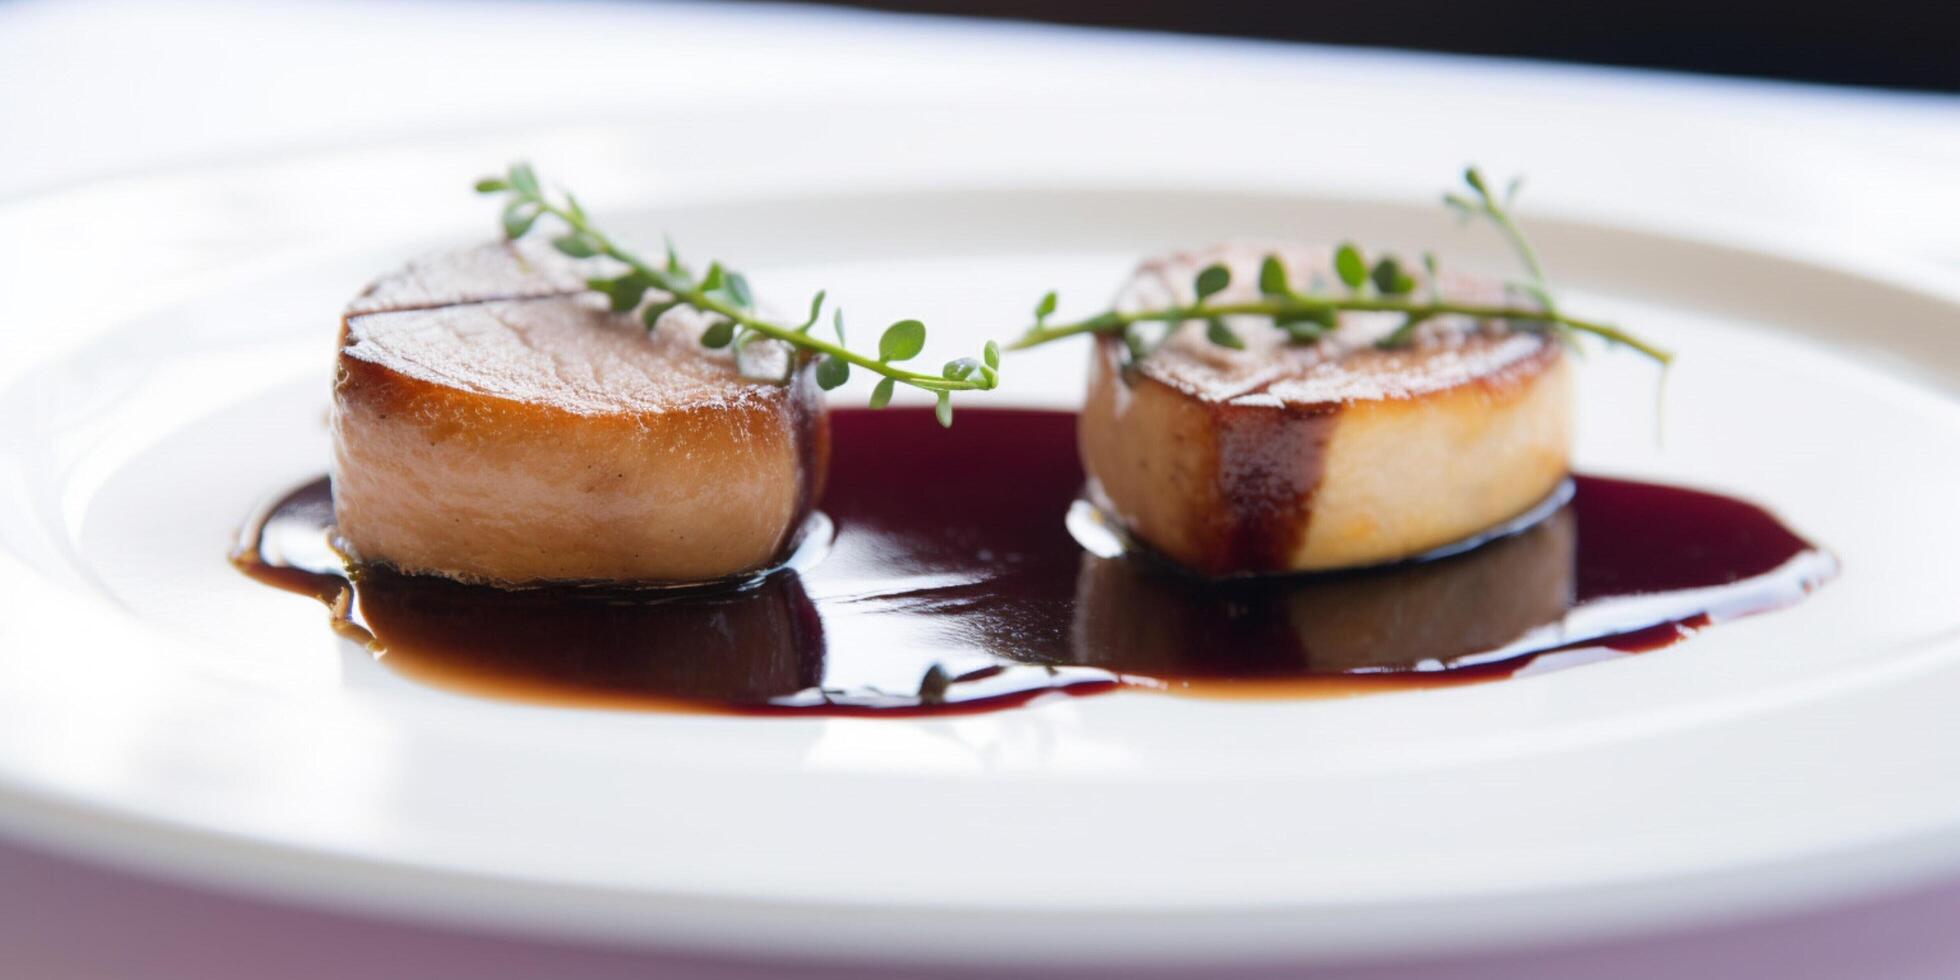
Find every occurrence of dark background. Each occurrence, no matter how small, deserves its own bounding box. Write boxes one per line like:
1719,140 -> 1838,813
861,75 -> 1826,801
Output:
780,0 -> 1959,92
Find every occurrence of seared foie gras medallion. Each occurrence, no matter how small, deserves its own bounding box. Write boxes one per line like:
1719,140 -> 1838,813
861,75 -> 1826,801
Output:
1080,243 -> 1573,576
331,241 -> 828,586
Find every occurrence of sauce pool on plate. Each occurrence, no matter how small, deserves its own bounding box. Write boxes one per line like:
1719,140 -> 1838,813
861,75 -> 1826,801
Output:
236,408 -> 1836,715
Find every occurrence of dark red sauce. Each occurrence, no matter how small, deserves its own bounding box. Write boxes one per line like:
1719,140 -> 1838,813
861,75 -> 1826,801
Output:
234,408 -> 1835,715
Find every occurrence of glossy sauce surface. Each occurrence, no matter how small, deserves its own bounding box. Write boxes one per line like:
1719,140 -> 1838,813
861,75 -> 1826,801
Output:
236,408 -> 1836,714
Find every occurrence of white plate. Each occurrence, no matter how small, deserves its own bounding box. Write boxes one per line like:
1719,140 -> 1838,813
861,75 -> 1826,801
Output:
1,128 -> 1958,968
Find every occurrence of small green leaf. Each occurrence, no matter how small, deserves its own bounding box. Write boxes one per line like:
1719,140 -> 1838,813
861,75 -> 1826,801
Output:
1464,166 -> 1490,197
474,178 -> 509,194
1377,313 -> 1431,349
725,272 -> 753,308
1035,290 -> 1058,322
700,263 -> 724,293
799,290 -> 826,332
1123,330 -> 1150,363
507,163 -> 540,197
641,300 -> 676,329
1369,257 -> 1397,293
589,274 -> 649,313
1258,255 -> 1289,297
1370,256 -> 1416,296
610,286 -> 647,314
1278,318 -> 1329,343
700,320 -> 736,348
552,233 -> 599,258
983,339 -> 1000,370
934,391 -> 953,428
942,357 -> 978,381
1275,305 -> 1336,339
1194,264 -> 1231,301
1334,243 -> 1367,289
832,309 -> 846,344
1205,318 -> 1244,350
501,202 -> 539,239
664,237 -> 683,274
815,355 -> 849,390
879,319 -> 927,362
869,377 -> 896,409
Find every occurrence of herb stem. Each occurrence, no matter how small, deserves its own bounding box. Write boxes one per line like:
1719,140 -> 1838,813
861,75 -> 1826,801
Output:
477,163 -> 998,425
1009,168 -> 1670,371
1010,296 -> 1672,364
1474,192 -> 1547,286
527,199 -> 993,394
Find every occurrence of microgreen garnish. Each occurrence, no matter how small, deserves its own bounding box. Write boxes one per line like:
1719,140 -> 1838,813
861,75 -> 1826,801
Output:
1008,168 -> 1671,367
475,162 -> 999,426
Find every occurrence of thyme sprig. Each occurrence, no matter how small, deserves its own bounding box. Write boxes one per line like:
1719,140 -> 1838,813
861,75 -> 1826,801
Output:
475,162 -> 999,426
1008,168 -> 1671,366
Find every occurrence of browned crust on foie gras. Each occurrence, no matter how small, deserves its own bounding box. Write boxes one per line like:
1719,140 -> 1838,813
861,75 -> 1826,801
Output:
330,241 -> 829,586
1078,242 -> 1573,577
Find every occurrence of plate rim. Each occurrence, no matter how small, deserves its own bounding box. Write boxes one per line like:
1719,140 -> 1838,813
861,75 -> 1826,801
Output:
1,143 -> 1958,965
